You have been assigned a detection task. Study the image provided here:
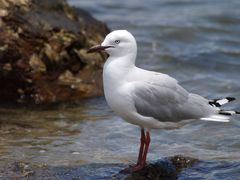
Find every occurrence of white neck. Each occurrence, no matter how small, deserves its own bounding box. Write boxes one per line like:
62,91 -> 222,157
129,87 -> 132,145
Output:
105,53 -> 136,68
103,53 -> 136,90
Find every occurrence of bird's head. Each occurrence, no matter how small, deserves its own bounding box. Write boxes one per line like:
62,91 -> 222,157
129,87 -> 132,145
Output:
88,30 -> 137,58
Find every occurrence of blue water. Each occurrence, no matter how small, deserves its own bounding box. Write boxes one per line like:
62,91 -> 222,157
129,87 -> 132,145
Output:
0,0 -> 239,179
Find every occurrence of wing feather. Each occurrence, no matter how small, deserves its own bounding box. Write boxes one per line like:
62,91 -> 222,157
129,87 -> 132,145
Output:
132,75 -> 215,122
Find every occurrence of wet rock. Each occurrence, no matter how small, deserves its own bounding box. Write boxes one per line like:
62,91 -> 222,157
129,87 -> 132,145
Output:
118,160 -> 177,180
169,155 -> 198,172
0,161 -> 36,179
0,0 -> 109,104
0,156 -> 199,179
121,155 -> 199,180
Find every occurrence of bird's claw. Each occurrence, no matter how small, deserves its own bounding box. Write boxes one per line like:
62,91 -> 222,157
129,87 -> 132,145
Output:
120,164 -> 145,174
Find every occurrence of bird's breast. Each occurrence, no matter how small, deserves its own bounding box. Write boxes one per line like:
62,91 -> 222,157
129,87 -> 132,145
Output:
103,58 -> 131,105
104,83 -> 133,119
103,67 -> 135,120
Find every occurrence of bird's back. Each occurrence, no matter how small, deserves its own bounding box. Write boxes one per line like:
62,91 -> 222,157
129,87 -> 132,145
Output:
129,67 -> 217,122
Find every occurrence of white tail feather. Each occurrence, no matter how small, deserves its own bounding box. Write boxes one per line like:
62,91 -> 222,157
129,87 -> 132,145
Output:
200,115 -> 230,122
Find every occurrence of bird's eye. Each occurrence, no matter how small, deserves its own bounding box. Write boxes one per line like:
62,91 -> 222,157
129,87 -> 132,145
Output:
115,40 -> 120,44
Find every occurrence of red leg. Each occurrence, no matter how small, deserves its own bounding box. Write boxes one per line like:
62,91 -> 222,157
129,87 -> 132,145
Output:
137,128 -> 145,165
121,129 -> 151,173
139,131 -> 151,166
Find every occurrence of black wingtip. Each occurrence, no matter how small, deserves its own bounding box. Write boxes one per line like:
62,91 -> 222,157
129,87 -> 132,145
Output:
219,110 -> 240,116
209,97 -> 236,107
226,97 -> 236,102
209,101 -> 221,107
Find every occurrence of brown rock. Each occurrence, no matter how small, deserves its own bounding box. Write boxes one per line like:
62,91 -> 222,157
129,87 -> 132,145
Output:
0,0 -> 110,104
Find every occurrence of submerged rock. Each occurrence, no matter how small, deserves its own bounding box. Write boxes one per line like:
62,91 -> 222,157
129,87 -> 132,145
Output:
0,0 -> 109,104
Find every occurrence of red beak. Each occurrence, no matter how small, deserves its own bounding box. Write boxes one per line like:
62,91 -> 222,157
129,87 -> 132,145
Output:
87,45 -> 113,53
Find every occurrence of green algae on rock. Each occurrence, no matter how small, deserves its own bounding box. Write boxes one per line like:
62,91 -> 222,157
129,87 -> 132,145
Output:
0,0 -> 109,104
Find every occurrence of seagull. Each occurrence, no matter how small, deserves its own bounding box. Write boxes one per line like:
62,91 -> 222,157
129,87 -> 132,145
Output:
88,30 -> 239,173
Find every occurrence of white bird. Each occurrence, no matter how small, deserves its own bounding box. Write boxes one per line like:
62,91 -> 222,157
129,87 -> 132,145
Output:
88,30 -> 239,173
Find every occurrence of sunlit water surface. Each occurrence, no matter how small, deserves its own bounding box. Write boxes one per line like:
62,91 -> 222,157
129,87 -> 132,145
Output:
1,0 -> 240,179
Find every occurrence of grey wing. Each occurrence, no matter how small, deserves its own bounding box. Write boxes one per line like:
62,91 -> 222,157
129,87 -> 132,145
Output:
132,80 -> 216,122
